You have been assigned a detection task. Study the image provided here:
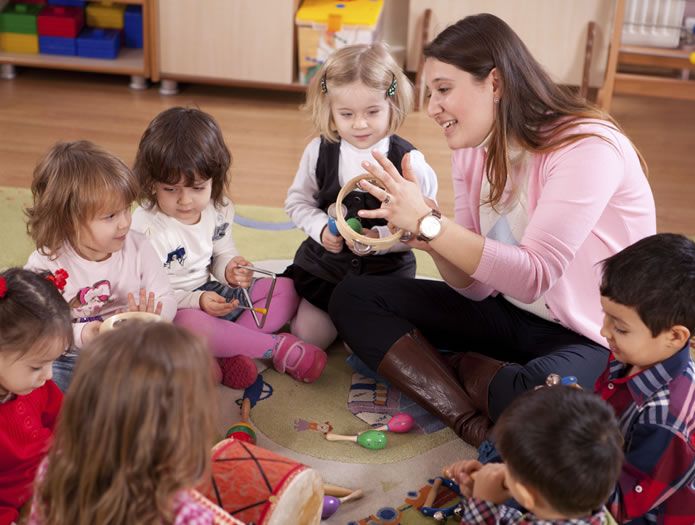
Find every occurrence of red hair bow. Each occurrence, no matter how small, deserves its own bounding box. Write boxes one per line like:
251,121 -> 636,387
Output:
46,269 -> 69,292
0,276 -> 6,298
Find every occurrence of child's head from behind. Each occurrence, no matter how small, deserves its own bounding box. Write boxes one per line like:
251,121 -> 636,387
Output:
306,42 -> 413,149
600,233 -> 695,371
134,107 -> 231,223
494,387 -> 623,519
26,141 -> 137,261
38,322 -> 217,525
0,268 -> 72,396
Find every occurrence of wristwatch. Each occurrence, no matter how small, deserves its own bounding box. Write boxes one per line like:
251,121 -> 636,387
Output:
416,209 -> 442,242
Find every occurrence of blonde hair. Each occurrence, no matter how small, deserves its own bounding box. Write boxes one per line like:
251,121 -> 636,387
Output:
305,42 -> 413,143
35,322 -> 217,525
25,141 -> 138,256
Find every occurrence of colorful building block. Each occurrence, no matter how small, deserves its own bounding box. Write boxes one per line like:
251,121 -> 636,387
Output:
15,0 -> 47,5
76,27 -> 119,59
0,3 -> 42,34
0,32 -> 39,53
47,0 -> 86,6
37,6 -> 84,38
123,5 -> 142,48
85,2 -> 124,30
39,34 -> 76,55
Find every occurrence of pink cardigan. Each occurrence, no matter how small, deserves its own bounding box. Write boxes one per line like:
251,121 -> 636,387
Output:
453,122 -> 656,345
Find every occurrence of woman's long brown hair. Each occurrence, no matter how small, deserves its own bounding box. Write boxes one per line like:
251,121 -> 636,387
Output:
424,13 -> 647,208
35,322 -> 217,525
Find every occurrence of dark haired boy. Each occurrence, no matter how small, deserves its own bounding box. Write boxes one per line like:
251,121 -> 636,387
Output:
596,233 -> 695,524
445,386 -> 623,524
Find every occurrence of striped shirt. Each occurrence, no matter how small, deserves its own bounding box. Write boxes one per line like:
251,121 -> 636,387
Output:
595,345 -> 695,524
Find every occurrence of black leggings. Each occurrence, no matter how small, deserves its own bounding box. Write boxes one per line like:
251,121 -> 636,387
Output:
328,274 -> 610,421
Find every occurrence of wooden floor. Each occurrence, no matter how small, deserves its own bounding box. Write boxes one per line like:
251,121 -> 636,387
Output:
0,69 -> 693,234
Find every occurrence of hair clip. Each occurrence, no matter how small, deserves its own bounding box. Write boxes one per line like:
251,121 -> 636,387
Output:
46,269 -> 69,293
320,75 -> 328,94
0,276 -> 6,299
386,74 -> 397,97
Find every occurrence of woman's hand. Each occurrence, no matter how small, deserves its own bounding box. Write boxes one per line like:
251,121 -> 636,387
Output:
200,291 -> 238,317
357,152 -> 431,233
127,288 -> 163,315
321,225 -> 344,254
225,256 -> 253,288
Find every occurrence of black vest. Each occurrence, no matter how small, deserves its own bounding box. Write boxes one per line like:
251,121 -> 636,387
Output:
292,135 -> 417,284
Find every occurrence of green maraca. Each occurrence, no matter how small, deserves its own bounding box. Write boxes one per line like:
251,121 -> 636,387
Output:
325,429 -> 387,450
346,217 -> 363,234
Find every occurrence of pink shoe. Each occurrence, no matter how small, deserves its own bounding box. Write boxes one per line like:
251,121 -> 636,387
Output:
217,355 -> 258,390
272,333 -> 327,383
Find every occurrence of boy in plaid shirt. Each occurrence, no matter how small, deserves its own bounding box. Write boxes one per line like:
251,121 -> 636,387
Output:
445,386 -> 623,524
596,233 -> 695,524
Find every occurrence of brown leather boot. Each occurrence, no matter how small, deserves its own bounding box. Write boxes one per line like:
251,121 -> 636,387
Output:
377,329 -> 491,446
454,352 -> 507,417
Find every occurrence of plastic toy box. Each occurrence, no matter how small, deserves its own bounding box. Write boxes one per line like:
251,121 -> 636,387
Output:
123,4 -> 142,48
39,34 -> 76,55
37,5 -> 84,38
296,0 -> 384,85
76,27 -> 119,58
85,1 -> 124,30
48,0 -> 86,6
0,3 -> 42,34
0,32 -> 38,53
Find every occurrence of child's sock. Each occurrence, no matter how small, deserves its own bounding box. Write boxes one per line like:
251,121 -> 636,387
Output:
290,299 -> 337,350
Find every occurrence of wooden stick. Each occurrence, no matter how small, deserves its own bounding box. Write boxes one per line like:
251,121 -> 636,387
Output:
323,484 -> 354,497
339,489 -> 364,504
423,478 -> 442,508
325,433 -> 356,442
241,398 -> 251,423
236,304 -> 268,315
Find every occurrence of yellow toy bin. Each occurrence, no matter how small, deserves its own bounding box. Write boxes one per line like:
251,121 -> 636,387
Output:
86,2 -> 125,30
0,32 -> 38,54
296,0 -> 384,85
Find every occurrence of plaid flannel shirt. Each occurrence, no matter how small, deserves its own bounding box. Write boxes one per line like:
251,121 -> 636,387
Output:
595,345 -> 695,524
458,497 -> 609,524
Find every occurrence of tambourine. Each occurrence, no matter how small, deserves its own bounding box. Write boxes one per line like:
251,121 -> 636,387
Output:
335,174 -> 405,255
99,311 -> 163,333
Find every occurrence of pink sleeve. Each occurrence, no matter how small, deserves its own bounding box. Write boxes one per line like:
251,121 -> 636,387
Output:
471,134 -> 626,303
138,239 -> 178,321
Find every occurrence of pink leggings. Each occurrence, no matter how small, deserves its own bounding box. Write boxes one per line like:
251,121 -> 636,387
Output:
174,277 -> 300,358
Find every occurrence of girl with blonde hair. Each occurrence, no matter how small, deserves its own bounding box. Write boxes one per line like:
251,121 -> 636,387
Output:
284,42 -> 438,349
30,322 -> 219,525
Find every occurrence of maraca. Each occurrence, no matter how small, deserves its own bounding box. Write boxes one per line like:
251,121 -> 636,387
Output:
225,398 -> 257,444
372,412 -> 414,433
321,489 -> 364,520
325,429 -> 387,450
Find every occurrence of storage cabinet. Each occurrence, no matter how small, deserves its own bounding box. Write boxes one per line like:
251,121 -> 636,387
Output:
0,0 -> 154,89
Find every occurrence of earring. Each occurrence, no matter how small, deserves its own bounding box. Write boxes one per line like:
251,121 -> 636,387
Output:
493,97 -> 500,104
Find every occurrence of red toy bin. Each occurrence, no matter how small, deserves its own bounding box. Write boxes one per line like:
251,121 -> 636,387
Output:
37,5 -> 83,38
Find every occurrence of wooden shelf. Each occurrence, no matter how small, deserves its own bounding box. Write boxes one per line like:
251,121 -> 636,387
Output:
0,0 -> 153,82
619,45 -> 695,70
0,48 -> 145,75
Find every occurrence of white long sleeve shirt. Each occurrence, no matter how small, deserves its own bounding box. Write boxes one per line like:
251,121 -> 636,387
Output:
285,136 -> 438,251
25,232 -> 177,347
131,200 -> 238,309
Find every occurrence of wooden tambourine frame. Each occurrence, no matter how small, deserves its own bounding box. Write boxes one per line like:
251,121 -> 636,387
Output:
99,311 -> 163,333
335,174 -> 404,255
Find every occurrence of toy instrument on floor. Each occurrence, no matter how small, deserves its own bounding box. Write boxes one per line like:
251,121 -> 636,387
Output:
197,438 -> 324,525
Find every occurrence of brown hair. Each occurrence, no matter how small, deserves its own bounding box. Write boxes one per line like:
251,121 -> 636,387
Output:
25,141 -> 138,257
494,387 -> 623,517
134,107 -> 232,209
36,322 -> 217,525
0,268 -> 72,357
424,13 -> 647,207
305,42 -> 413,143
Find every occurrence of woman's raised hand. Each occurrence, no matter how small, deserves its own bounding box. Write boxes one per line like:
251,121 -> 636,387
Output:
357,151 -> 431,233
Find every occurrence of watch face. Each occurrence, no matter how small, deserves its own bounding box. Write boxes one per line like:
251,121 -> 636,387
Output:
420,215 -> 442,238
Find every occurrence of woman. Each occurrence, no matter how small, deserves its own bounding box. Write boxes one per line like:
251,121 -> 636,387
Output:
328,14 -> 655,446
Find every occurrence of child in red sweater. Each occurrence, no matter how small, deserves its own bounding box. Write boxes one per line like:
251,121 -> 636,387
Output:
0,268 -> 72,525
